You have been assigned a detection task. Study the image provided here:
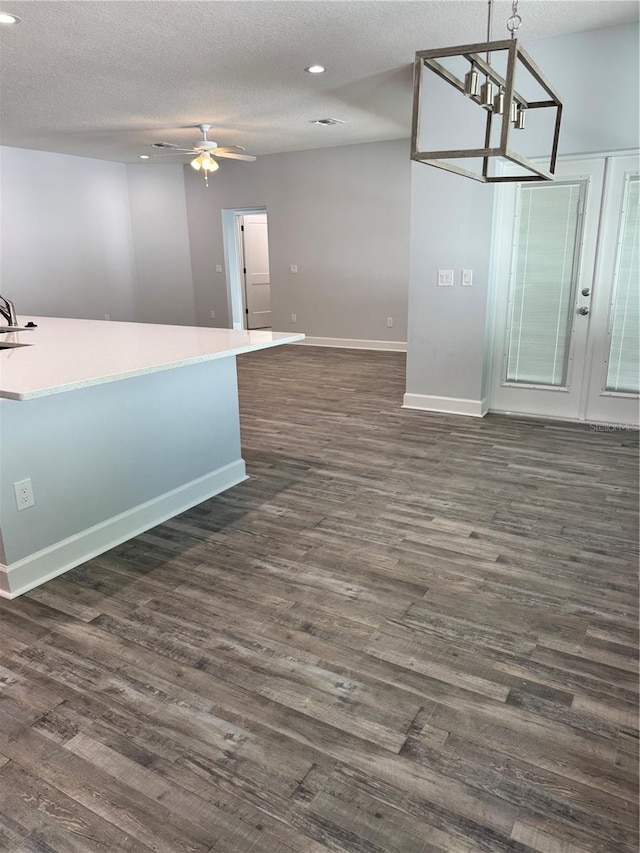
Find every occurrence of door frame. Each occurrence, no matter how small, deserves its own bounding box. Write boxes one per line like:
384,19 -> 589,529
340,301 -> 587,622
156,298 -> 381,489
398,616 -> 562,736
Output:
221,206 -> 268,330
486,150 -> 639,425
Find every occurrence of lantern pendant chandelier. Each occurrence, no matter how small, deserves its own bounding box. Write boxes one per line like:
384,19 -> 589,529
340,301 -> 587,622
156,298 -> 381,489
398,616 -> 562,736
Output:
411,0 -> 562,183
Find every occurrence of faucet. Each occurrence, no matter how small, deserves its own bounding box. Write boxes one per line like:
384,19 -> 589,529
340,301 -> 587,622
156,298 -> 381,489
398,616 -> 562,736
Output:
0,295 -> 17,327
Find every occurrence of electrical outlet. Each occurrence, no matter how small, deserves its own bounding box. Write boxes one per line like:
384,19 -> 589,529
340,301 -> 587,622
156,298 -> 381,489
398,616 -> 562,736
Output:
210,310 -> 216,320
14,478 -> 35,511
215,264 -> 223,273
291,313 -> 297,324
289,264 -> 298,274
386,317 -> 394,328
104,314 -> 110,321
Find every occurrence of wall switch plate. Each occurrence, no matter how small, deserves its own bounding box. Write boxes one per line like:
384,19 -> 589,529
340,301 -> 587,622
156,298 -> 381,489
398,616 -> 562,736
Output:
461,269 -> 473,286
437,270 -> 454,287
14,478 -> 35,511
210,310 -> 216,319
215,265 -> 223,273
289,264 -> 298,274
291,313 -> 297,324
386,317 -> 394,328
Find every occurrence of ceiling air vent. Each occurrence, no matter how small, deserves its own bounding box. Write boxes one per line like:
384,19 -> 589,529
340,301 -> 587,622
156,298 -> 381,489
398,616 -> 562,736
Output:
310,118 -> 345,126
151,142 -> 179,149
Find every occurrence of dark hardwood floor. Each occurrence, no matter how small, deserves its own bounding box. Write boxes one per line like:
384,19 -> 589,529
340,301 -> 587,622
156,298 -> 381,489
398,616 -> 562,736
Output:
0,346 -> 638,853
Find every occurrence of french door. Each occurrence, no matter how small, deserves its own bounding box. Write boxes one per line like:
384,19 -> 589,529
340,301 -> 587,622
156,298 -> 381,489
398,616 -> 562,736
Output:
489,154 -> 639,426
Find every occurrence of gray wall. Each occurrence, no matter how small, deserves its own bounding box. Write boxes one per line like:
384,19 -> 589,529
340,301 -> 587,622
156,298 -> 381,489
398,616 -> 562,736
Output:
0,148 -> 196,326
0,146 -> 137,321
126,163 -> 196,325
183,138 -> 411,341
528,23 -> 639,157
406,165 -> 492,402
1,140 -> 410,342
405,22 -> 640,406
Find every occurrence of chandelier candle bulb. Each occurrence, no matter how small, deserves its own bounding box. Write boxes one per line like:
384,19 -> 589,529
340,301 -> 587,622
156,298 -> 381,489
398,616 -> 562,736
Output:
480,80 -> 494,107
515,105 -> 527,129
493,90 -> 505,115
464,67 -> 480,97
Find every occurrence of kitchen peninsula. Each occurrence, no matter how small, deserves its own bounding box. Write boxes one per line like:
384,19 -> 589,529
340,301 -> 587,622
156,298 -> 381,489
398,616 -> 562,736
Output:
0,317 -> 303,598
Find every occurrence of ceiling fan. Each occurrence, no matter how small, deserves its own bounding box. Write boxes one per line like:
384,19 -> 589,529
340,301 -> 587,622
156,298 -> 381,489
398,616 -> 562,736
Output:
148,124 -> 256,185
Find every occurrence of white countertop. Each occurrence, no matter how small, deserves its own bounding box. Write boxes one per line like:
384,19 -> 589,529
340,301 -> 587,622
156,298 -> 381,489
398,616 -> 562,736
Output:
0,317 -> 305,400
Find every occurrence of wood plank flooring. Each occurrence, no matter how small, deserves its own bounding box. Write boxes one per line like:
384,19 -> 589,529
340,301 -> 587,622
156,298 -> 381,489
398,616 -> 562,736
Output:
0,346 -> 638,853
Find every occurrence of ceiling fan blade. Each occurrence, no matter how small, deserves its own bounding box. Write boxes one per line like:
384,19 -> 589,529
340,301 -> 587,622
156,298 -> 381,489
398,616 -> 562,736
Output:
215,152 -> 257,162
149,151 -> 195,157
212,146 -> 246,154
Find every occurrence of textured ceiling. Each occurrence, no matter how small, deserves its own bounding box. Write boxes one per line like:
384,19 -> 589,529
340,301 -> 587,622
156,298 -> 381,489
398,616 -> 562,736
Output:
1,0 -> 638,162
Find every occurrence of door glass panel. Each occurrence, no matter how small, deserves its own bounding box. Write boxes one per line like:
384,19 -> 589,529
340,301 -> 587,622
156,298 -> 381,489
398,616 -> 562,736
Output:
505,182 -> 584,386
606,175 -> 639,393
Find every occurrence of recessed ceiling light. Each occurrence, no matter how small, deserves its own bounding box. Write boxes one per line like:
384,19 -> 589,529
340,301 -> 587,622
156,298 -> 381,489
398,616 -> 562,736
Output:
310,118 -> 345,126
0,12 -> 21,24
139,154 -> 150,160
305,65 -> 325,74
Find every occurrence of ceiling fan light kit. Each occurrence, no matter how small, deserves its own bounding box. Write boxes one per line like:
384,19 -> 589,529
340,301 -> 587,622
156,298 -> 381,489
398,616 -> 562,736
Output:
190,153 -> 219,171
411,0 -> 562,183
190,151 -> 219,186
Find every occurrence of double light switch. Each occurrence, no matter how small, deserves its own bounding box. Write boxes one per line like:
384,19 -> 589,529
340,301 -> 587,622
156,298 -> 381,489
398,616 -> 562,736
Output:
438,269 -> 473,287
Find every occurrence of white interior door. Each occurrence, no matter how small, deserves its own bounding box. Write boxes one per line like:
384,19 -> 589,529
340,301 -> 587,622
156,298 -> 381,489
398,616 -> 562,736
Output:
241,214 -> 271,329
584,155 -> 640,425
489,158 -> 605,421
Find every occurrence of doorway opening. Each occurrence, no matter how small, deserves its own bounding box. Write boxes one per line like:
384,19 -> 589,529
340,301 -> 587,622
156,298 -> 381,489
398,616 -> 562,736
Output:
221,207 -> 271,330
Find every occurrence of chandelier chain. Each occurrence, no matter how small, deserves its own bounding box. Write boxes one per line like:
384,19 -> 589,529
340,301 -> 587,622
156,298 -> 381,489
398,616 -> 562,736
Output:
507,0 -> 522,38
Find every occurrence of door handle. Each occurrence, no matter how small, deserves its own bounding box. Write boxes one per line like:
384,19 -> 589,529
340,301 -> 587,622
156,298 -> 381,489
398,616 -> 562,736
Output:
578,307 -> 590,315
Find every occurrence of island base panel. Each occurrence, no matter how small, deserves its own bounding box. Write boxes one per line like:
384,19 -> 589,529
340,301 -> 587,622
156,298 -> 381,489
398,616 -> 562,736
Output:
0,357 -> 247,597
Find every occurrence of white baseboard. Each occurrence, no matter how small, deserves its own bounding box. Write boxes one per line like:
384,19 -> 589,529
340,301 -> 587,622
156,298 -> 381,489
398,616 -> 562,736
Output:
0,460 -> 247,599
293,337 -> 407,352
402,393 -> 487,417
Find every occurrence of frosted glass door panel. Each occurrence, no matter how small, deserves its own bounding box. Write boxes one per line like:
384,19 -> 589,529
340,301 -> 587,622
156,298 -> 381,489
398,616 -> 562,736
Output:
606,175 -> 639,393
505,183 -> 584,386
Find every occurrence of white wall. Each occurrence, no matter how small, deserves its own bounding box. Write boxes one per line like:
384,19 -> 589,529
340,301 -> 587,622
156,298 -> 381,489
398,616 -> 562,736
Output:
126,163 -> 196,325
184,139 -> 411,342
405,23 -> 640,412
0,146 -> 137,320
